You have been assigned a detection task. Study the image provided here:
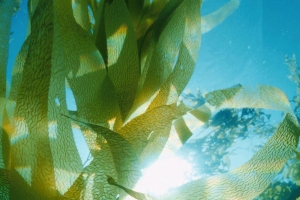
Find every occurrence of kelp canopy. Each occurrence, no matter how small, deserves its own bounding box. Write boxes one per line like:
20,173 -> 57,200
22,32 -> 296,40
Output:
0,0 -> 299,199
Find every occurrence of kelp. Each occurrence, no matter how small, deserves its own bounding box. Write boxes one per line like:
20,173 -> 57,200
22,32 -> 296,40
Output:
1,0 -> 298,199
112,85 -> 300,199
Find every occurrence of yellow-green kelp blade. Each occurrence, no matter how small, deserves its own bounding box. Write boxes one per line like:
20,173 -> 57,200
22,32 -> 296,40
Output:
9,0 -> 57,198
62,129 -> 118,199
53,0 -> 123,196
201,0 -> 240,34
129,0 -> 187,116
119,103 -> 189,167
104,0 -> 140,120
147,0 -> 202,110
205,84 -> 292,113
65,115 -> 142,198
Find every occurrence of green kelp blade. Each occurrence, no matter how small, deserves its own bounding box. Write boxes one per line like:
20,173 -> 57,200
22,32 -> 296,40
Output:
53,5 -> 123,197
156,103 -> 211,147
65,115 -> 142,197
72,0 -> 92,32
93,0 -> 107,64
27,0 -> 40,35
54,0 -> 122,128
145,103 -> 211,161
139,125 -> 172,168
60,171 -> 88,200
162,113 -> 299,199
1,20 -> 31,200
0,168 -> 9,199
9,0 -> 60,198
65,116 -> 120,198
205,85 -> 292,113
61,150 -> 118,200
134,0 -> 170,41
118,103 -> 189,167
128,0 -> 187,119
125,0 -> 143,31
0,108 -> 11,198
104,0 -> 140,120
147,0 -> 202,110
174,117 -> 194,144
62,125 -> 118,199
201,0 -> 240,34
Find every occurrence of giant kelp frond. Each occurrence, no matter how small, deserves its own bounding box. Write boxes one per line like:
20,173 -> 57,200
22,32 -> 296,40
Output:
62,114 -> 142,199
0,0 -> 284,199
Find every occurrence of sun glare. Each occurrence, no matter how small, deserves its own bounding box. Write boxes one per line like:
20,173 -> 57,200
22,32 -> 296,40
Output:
134,156 -> 193,197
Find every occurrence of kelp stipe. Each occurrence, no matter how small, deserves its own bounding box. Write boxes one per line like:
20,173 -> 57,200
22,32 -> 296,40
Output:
1,0 -> 299,199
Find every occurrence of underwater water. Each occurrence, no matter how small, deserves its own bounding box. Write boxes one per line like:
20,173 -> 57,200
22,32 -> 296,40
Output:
2,0 -> 300,199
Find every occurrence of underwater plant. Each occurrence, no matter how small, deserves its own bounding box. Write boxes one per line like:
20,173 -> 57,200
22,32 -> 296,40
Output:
0,0 -> 299,200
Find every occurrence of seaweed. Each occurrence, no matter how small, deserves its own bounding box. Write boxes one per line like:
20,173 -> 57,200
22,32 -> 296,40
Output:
0,0 -> 299,199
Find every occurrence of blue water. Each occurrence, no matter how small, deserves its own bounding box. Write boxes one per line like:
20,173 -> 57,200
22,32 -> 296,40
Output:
189,0 -> 300,101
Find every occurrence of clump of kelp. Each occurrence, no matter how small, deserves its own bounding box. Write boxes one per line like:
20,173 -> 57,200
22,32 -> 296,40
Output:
0,0 -> 299,200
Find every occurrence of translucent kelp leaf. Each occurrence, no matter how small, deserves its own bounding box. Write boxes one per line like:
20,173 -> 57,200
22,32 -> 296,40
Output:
119,103 -> 189,166
54,0 -> 124,197
0,2 -> 27,196
125,0 -> 144,31
54,0 -> 122,128
137,0 -> 183,69
0,110 -> 11,199
189,104 -> 212,122
62,145 -> 118,200
148,0 -> 202,110
139,125 -> 172,168
104,0 -> 140,119
174,118 -> 193,144
10,0 -> 57,198
129,0 -> 187,117
72,0 -> 92,32
164,103 -> 211,146
27,0 -> 40,35
135,0 -> 170,40
7,38 -> 30,101
8,0 -> 88,197
205,85 -> 292,113
60,171 -> 88,199
66,116 -> 142,198
201,0 -> 240,34
0,168 -> 9,199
